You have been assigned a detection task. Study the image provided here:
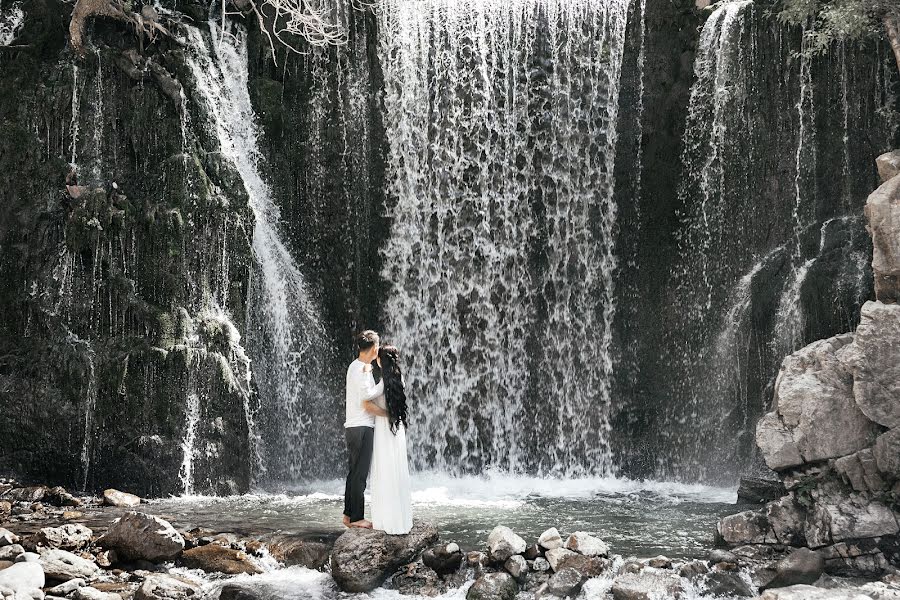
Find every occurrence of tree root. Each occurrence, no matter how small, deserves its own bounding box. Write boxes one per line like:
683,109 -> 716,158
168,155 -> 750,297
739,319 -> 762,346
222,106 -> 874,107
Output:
69,0 -> 171,56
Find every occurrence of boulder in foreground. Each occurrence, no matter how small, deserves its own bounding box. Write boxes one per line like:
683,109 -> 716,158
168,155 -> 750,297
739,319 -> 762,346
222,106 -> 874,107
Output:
100,512 -> 184,562
329,521 -> 438,593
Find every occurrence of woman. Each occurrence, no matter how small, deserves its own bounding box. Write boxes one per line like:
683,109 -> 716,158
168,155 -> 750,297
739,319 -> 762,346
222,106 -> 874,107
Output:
369,345 -> 413,534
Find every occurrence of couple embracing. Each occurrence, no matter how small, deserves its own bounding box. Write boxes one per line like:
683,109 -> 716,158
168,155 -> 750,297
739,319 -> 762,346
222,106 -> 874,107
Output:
342,330 -> 413,534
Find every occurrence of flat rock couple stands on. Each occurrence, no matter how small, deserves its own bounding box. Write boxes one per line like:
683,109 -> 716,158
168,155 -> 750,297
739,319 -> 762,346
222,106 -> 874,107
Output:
342,330 -> 413,534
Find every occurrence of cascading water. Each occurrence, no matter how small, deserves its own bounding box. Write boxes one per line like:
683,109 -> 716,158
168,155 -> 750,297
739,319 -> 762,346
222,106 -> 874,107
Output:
378,0 -> 630,476
182,16 -> 333,483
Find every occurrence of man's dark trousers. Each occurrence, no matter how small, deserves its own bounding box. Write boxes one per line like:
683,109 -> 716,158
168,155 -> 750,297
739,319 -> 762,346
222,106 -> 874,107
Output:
344,426 -> 374,522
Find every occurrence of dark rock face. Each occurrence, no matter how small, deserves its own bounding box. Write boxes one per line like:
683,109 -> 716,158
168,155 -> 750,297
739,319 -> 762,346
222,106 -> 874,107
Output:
329,521 -> 438,593
738,478 -> 788,504
0,0 -> 253,496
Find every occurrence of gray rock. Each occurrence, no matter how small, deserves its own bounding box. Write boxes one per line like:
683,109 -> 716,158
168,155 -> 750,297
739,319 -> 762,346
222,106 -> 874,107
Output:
758,584 -> 875,599
717,509 -> 770,545
533,557 -> 551,572
102,490 -> 141,508
874,428 -> 900,480
564,532 -> 608,557
876,150 -> 900,183
645,556 -> 671,569
180,544 -> 261,575
544,548 -> 576,572
763,336 -> 879,469
835,449 -> 887,493
32,524 -> 93,551
0,546 -> 24,561
763,548 -> 825,590
392,561 -> 445,597
610,571 -> 684,600
737,478 -> 787,503
703,571 -> 753,597
678,560 -> 708,579
330,520 -> 438,593
0,529 -> 19,547
820,540 -> 889,577
100,512 -> 184,562
73,587 -> 121,600
709,549 -> 739,564
46,579 -> 85,596
0,562 -> 44,598
422,543 -> 463,576
546,567 -> 583,598
840,302 -> 900,429
553,553 -> 607,577
134,574 -> 200,600
39,549 -> 99,582
503,555 -> 527,581
765,494 -> 806,546
804,493 -> 900,547
487,526 -> 526,562
16,553 -> 40,563
865,175 -> 900,302
537,528 -> 563,551
466,572 -> 517,600
4,488 -> 47,504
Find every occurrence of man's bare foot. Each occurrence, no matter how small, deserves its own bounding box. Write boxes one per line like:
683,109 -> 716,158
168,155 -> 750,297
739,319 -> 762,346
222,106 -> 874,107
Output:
342,515 -> 351,527
350,519 -> 373,529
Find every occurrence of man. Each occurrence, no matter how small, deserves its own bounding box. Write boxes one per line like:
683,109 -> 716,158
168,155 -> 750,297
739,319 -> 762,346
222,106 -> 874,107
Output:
343,330 -> 389,528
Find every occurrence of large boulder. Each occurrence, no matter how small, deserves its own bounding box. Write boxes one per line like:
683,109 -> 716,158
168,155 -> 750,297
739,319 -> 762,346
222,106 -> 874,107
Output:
545,567 -> 584,597
564,532 -> 608,557
537,528 -> 563,551
180,545 -> 261,575
865,174 -> 900,302
329,520 -> 438,593
703,570 -> 753,597
102,490 -> 141,508
100,512 -> 184,562
544,548 -> 577,572
487,526 -> 526,562
610,571 -> 684,600
134,574 -> 201,600
876,150 -> 900,183
804,491 -> 900,548
839,302 -> 900,429
31,524 -> 93,551
39,548 -> 99,582
422,543 -> 463,576
762,548 -> 824,590
0,562 -> 44,598
466,572 -> 517,600
757,335 -> 880,471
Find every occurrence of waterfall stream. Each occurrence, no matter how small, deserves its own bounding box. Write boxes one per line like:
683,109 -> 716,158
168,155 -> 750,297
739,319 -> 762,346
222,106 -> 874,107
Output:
182,18 -> 332,483
378,0 -> 630,476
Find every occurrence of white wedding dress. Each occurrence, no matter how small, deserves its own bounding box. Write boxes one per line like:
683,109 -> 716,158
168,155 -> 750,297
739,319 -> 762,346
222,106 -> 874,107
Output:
370,393 -> 413,534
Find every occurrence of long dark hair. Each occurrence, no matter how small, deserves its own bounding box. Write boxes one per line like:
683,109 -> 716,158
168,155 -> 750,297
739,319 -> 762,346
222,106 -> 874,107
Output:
378,345 -> 408,434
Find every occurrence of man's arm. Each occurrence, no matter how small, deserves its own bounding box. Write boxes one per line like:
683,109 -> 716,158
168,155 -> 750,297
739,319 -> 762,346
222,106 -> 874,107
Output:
359,370 -> 388,417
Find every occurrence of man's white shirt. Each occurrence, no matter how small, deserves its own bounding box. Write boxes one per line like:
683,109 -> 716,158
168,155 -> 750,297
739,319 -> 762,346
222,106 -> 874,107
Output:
345,359 -> 384,428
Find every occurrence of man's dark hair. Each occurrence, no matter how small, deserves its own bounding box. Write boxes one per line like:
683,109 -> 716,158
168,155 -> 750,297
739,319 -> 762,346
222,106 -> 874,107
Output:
356,330 -> 380,352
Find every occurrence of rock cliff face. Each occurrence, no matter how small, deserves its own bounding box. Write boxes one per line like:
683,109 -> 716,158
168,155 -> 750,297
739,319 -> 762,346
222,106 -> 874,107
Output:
0,0 -> 254,495
718,160 -> 900,576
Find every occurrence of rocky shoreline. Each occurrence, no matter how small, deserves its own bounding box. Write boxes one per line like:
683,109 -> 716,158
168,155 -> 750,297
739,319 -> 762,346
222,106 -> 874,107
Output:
2,480 -> 900,600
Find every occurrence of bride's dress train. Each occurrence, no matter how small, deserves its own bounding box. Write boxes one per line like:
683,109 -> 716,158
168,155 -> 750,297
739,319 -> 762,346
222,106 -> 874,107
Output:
370,394 -> 412,534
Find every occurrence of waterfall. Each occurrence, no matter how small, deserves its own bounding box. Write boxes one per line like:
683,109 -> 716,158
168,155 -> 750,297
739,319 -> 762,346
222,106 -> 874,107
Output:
378,0 -> 630,476
182,18 -> 332,483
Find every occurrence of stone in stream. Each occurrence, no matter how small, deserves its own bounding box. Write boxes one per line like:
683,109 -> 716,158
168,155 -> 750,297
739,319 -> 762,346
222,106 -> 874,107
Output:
544,548 -> 576,572
0,529 -> 19,547
39,548 -> 100,582
545,567 -> 584,598
0,546 -> 23,562
644,555 -> 671,569
391,561 -> 445,597
264,534 -> 334,570
466,572 -> 517,600
102,489 -> 142,508
564,532 -> 608,557
503,555 -> 528,581
703,570 -> 753,597
0,562 -> 44,598
758,584 -> 873,599
487,526 -> 526,562
422,543 -> 463,576
876,149 -> 900,182
554,553 -> 608,577
761,548 -> 825,590
73,587 -> 122,600
4,487 -> 47,504
330,520 -> 438,593
46,578 -> 86,596
678,559 -> 709,580
134,574 -> 201,600
537,528 -> 563,551
179,544 -> 261,575
30,524 -> 93,551
610,570 -> 684,600
532,557 -> 551,572
100,512 -> 184,562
